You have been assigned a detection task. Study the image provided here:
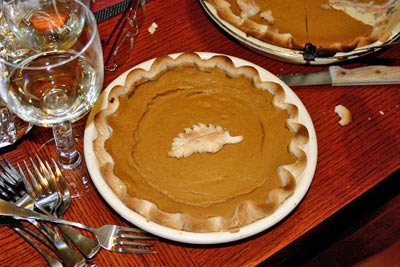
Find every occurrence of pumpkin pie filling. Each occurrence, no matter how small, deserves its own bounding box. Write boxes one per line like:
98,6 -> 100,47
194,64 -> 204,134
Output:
94,53 -> 308,232
105,66 -> 295,219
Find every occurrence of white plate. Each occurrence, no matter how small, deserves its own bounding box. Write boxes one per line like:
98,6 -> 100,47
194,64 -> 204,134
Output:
199,0 -> 400,65
83,52 -> 318,244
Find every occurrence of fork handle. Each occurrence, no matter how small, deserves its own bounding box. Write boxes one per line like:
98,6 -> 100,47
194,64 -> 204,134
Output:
0,199 -> 102,261
0,198 -> 90,231
0,199 -> 88,267
12,227 -> 64,267
60,225 -> 101,259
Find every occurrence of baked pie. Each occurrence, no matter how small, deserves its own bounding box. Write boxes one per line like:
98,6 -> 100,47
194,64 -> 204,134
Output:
93,53 -> 309,232
205,0 -> 397,55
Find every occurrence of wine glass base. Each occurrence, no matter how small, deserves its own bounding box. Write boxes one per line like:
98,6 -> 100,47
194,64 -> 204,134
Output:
38,134 -> 93,198
58,149 -> 82,170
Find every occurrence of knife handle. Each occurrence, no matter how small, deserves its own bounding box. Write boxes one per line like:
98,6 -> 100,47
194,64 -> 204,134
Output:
329,65 -> 400,86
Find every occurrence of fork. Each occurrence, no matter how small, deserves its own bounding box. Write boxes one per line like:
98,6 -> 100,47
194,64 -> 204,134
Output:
0,186 -> 67,267
0,198 -> 156,254
1,154 -> 100,259
0,157 -> 87,267
20,155 -> 101,259
2,217 -> 63,267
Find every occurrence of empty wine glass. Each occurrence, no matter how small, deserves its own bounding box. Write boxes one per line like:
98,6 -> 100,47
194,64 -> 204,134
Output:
0,0 -> 104,196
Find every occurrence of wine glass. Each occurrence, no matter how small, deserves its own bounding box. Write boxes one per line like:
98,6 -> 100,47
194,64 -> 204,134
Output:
2,0 -> 86,51
0,0 -> 104,196
0,10 -> 33,148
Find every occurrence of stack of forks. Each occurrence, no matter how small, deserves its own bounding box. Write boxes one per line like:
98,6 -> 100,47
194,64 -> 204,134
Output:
0,155 -> 156,267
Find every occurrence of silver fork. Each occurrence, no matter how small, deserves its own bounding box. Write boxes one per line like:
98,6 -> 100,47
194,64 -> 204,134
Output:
0,179 -> 65,267
47,157 -> 101,259
1,154 -> 100,259
0,157 -> 87,267
20,155 -> 101,259
0,198 -> 157,254
2,217 -> 63,267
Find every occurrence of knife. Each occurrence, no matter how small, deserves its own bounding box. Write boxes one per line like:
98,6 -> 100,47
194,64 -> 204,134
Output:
278,65 -> 400,86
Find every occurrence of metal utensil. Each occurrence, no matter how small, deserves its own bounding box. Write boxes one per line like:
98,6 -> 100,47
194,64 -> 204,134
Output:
278,65 -> 400,86
1,154 -> 99,259
20,155 -> 101,259
0,189 -> 85,267
0,156 -> 87,267
0,198 -> 156,254
2,217 -> 63,267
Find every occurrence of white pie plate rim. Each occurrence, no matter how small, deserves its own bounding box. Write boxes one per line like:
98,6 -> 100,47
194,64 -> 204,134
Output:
83,52 -> 318,244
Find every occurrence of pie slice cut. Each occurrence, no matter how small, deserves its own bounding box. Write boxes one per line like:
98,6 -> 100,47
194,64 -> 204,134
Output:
205,0 -> 398,54
93,53 -> 310,232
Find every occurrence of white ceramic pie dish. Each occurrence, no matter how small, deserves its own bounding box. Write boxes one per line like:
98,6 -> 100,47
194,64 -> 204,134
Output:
199,0 -> 400,65
83,52 -> 318,244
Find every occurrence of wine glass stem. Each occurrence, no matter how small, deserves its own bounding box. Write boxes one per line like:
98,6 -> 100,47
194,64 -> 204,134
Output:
52,122 -> 81,169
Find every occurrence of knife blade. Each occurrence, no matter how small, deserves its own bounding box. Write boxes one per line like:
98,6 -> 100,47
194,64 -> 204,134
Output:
278,65 -> 400,86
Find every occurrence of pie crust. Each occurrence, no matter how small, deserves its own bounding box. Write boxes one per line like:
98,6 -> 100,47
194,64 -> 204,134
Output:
205,0 -> 395,54
93,53 -> 309,232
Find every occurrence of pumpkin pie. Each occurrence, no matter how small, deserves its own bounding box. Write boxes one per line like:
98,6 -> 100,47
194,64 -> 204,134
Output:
205,0 -> 396,54
93,53 -> 309,232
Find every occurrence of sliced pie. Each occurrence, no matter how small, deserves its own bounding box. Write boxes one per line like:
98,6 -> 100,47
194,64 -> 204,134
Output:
205,0 -> 397,54
93,53 -> 309,232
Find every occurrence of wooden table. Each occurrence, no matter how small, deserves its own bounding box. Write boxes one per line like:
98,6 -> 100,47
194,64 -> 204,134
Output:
1,1 -> 399,266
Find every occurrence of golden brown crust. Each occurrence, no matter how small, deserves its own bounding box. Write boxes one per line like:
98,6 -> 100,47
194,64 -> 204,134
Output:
93,52 -> 309,232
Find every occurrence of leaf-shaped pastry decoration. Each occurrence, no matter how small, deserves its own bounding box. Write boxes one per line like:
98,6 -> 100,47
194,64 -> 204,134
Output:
168,123 -> 244,158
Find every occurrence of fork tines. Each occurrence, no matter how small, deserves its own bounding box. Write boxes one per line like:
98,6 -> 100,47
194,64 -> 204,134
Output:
115,227 -> 157,254
0,156 -> 21,179
113,245 -> 156,254
0,156 -> 22,187
0,157 -> 25,200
